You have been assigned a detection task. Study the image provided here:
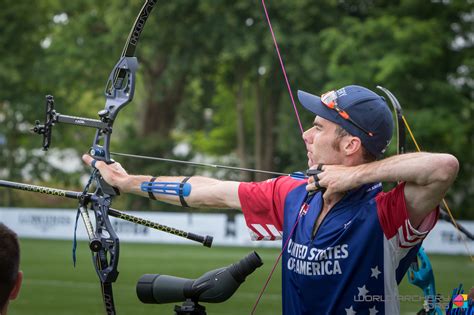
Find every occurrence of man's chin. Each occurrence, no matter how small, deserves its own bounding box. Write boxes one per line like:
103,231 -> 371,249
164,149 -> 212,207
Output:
308,159 -> 317,168
308,159 -> 327,168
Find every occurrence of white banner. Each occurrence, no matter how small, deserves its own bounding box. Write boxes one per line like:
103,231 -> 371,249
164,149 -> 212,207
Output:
421,220 -> 474,255
0,207 -> 472,254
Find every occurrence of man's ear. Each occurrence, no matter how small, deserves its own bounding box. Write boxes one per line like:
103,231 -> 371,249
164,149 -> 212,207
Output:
342,136 -> 362,156
9,271 -> 23,300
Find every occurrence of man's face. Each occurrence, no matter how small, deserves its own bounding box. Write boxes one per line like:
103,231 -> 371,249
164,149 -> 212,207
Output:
302,116 -> 344,167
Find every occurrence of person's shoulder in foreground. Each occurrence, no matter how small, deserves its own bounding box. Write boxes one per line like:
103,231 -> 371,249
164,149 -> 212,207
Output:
0,223 -> 23,315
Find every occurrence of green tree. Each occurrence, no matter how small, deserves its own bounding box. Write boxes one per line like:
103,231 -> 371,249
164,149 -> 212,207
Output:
0,0 -> 471,218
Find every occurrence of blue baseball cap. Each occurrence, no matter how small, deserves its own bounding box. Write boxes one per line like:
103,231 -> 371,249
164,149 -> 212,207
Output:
297,85 -> 393,158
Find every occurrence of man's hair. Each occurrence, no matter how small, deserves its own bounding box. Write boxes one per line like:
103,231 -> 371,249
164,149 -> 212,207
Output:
332,125 -> 376,162
0,223 -> 20,310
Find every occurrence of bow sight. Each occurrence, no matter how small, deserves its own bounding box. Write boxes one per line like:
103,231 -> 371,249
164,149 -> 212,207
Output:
32,94 -> 114,155
32,53 -> 138,162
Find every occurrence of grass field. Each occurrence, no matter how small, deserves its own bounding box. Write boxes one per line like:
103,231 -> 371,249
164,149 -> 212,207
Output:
7,238 -> 473,315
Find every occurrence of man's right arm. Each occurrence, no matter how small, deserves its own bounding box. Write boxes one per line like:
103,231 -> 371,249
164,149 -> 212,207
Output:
82,154 -> 241,209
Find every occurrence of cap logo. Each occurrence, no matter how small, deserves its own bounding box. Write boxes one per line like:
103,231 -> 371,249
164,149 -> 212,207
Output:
336,87 -> 347,97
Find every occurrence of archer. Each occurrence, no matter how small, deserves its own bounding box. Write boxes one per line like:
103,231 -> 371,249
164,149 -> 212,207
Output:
83,84 -> 459,314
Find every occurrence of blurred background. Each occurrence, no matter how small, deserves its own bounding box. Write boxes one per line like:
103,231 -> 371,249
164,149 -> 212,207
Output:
0,0 -> 472,314
0,0 -> 472,214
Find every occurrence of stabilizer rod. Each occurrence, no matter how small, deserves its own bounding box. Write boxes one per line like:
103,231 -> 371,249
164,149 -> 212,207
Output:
0,179 -> 213,246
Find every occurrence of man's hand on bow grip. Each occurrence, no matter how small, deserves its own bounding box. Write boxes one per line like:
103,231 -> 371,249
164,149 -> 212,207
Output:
82,154 -> 129,191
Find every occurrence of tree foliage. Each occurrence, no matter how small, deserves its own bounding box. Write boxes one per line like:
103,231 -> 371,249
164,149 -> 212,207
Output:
0,0 -> 472,217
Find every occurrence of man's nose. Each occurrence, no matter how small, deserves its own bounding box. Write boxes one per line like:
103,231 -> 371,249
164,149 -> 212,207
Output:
302,128 -> 312,144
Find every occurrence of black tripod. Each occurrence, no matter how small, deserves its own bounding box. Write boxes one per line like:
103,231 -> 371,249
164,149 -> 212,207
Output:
174,299 -> 207,315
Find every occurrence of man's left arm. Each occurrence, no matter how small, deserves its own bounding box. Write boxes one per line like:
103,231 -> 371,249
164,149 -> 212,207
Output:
312,152 -> 459,228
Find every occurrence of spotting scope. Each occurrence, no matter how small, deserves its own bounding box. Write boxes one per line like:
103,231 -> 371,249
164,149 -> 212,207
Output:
136,251 -> 263,304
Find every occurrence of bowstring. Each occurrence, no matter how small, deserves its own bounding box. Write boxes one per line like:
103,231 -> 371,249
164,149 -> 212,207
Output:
261,0 -> 304,136
250,194 -> 314,315
250,1 -> 308,312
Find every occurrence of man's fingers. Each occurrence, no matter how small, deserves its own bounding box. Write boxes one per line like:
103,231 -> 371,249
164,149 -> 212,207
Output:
307,170 -> 324,184
306,164 -> 326,184
82,154 -> 93,165
314,180 -> 323,189
82,154 -> 104,169
306,181 -> 320,192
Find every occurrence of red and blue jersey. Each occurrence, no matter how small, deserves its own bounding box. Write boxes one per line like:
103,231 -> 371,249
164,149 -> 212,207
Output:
238,177 -> 438,314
